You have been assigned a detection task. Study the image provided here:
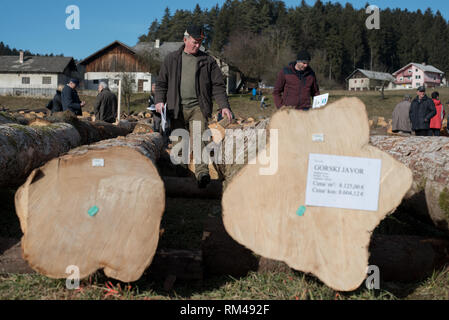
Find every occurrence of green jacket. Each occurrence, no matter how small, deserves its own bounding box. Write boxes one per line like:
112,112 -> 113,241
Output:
155,45 -> 230,119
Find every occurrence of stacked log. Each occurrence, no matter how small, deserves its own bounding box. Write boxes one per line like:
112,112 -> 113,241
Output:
15,133 -> 166,282
0,123 -> 82,188
219,98 -> 413,291
0,111 -> 134,188
370,136 -> 449,230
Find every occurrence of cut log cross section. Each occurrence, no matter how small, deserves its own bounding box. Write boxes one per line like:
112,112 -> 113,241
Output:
15,133 -> 166,282
222,98 -> 413,291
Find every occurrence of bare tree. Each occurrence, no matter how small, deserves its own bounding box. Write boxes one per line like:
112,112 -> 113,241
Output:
222,30 -> 294,85
120,73 -> 135,115
137,50 -> 162,75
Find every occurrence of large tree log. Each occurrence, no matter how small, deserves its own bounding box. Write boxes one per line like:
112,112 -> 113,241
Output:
15,133 -> 166,282
0,112 -> 135,189
43,111 -> 132,145
369,136 -> 449,230
0,123 -> 82,188
220,98 -> 413,291
0,112 -> 16,125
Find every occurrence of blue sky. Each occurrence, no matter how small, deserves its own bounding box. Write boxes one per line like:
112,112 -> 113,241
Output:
0,0 -> 447,60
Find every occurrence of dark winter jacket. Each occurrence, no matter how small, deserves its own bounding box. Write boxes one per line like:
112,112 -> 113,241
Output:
409,95 -> 436,131
155,45 -> 230,119
93,88 -> 117,123
61,84 -> 82,116
273,62 -> 320,109
46,90 -> 63,113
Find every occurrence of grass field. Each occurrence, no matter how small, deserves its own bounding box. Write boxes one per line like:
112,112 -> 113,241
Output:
1,89 -> 449,300
1,87 -> 448,120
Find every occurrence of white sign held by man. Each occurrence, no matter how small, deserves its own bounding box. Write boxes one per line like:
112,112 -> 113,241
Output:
312,93 -> 329,109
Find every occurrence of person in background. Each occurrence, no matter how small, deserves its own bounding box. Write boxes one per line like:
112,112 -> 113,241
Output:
93,82 -> 117,123
429,91 -> 445,136
251,87 -> 257,100
46,84 -> 64,114
61,79 -> 85,116
273,50 -> 320,110
392,95 -> 412,134
409,86 -> 436,136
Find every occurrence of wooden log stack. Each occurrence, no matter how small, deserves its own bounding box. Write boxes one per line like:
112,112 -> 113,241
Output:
15,133 -> 166,282
220,98 -> 413,291
0,111 -> 134,188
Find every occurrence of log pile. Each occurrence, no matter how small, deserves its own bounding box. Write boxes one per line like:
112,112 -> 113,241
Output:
15,133 -> 166,282
370,135 -> 449,230
0,111 -> 134,188
0,123 -> 82,188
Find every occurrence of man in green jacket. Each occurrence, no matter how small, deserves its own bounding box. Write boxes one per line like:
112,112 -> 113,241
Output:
155,25 -> 232,188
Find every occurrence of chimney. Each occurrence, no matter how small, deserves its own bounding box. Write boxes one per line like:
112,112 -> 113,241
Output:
19,51 -> 24,64
422,62 -> 426,66
155,39 -> 160,49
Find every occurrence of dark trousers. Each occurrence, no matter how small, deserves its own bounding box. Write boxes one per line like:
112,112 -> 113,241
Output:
430,129 -> 441,136
415,129 -> 431,136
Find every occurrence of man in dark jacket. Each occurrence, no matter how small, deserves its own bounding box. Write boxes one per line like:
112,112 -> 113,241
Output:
93,82 -> 117,123
273,50 -> 320,109
61,79 -> 85,116
46,84 -> 64,114
155,25 -> 232,188
409,86 -> 436,136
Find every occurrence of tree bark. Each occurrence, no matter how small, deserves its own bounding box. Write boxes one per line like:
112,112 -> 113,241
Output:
0,123 -> 82,188
0,111 -> 136,188
15,133 -> 166,283
370,135 -> 449,230
44,111 -> 132,145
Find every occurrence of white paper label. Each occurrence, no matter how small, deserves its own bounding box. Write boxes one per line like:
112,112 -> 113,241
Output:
305,154 -> 382,211
312,93 -> 329,109
312,134 -> 324,142
92,159 -> 105,167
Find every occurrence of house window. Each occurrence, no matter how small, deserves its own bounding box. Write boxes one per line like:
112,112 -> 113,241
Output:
400,77 -> 403,81
416,69 -> 418,72
354,80 -> 357,83
22,77 -> 30,84
408,70 -> 412,73
93,80 -> 99,84
42,77 -> 51,84
415,75 -> 421,79
416,83 -> 420,87
114,80 -> 119,85
361,80 -> 364,83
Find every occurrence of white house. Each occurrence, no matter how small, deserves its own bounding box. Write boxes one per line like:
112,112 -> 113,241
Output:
392,63 -> 444,89
345,69 -> 395,91
0,52 -> 79,96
